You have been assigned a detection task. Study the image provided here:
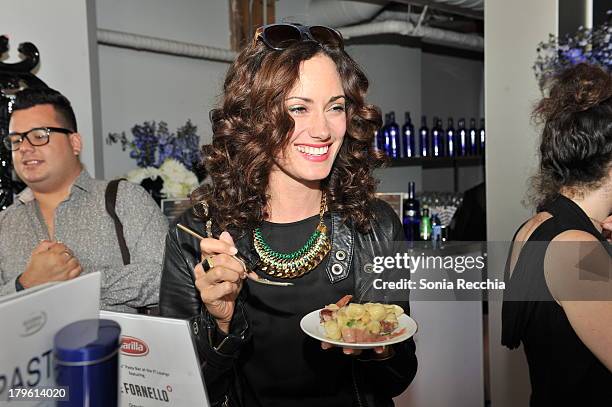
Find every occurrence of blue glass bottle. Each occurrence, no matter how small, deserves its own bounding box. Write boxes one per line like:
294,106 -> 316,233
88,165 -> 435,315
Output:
431,214 -> 442,248
457,118 -> 467,156
479,118 -> 486,155
431,117 -> 444,158
468,118 -> 478,156
419,115 -> 429,157
388,111 -> 400,159
401,112 -> 415,158
445,118 -> 455,157
403,181 -> 420,241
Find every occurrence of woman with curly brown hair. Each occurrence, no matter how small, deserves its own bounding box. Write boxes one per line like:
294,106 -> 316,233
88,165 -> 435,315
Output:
159,24 -> 417,407
502,63 -> 612,406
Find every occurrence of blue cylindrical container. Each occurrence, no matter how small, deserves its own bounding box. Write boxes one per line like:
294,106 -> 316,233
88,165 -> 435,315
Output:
54,319 -> 121,407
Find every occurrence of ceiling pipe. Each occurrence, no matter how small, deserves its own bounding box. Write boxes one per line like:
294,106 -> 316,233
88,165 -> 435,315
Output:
97,29 -> 237,63
308,0 -> 483,52
338,19 -> 483,51
306,0 -> 385,28
97,1 -> 483,62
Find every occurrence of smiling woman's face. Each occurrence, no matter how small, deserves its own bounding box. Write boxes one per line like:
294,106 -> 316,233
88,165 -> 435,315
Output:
270,53 -> 346,187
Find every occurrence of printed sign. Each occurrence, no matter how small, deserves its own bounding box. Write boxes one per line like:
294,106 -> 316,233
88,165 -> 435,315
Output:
0,273 -> 101,406
100,311 -> 210,407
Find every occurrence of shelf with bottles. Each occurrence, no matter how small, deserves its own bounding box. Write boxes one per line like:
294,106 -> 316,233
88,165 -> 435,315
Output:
403,181 -> 463,243
376,111 -> 486,168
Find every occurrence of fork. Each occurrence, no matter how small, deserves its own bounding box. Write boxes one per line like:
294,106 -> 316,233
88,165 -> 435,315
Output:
176,223 -> 294,287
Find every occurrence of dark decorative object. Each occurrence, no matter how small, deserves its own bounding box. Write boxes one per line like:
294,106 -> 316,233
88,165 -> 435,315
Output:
0,35 -> 48,211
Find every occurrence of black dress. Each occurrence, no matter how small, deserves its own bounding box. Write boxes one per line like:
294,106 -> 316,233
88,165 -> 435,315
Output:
238,213 -> 355,407
502,195 -> 612,406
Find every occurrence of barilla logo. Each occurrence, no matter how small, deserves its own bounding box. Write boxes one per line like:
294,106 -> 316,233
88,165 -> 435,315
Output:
121,336 -> 149,357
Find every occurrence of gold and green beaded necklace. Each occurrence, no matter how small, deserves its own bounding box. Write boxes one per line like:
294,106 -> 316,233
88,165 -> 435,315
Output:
253,192 -> 331,279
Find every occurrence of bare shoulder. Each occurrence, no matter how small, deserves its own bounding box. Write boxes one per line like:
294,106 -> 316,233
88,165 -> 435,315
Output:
551,229 -> 600,242
514,212 -> 553,242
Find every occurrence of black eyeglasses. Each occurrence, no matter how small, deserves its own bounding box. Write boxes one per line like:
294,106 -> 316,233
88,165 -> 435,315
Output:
3,127 -> 74,151
253,23 -> 344,51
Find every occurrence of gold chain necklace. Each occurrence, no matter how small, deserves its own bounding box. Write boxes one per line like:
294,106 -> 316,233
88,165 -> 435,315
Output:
253,193 -> 331,279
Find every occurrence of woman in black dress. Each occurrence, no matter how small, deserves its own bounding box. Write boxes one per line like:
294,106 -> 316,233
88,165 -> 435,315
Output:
160,23 -> 417,406
502,63 -> 612,406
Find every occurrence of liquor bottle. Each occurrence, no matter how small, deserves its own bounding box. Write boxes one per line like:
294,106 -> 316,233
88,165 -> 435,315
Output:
420,207 -> 432,241
388,111 -> 400,159
401,112 -> 415,158
431,214 -> 442,243
431,117 -> 444,158
382,113 -> 391,156
445,118 -> 455,157
403,181 -> 420,241
457,118 -> 467,157
468,118 -> 478,156
479,118 -> 486,155
419,115 -> 429,157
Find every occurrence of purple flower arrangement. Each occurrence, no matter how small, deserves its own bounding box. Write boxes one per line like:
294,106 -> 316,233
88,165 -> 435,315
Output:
534,10 -> 611,90
106,120 -> 201,171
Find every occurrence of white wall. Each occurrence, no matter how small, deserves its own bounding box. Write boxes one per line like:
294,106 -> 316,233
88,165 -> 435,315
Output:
96,0 -> 230,48
485,0 -> 558,406
96,0 -> 231,178
1,0 -> 103,177
422,52 -> 484,122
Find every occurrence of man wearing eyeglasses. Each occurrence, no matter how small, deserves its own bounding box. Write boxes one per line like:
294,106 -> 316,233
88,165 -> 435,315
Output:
0,87 -> 168,313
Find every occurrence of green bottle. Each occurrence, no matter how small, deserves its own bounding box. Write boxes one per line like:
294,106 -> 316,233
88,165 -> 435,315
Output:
420,208 -> 432,241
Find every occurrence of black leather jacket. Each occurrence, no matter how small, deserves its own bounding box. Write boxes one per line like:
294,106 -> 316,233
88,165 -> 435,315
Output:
160,200 -> 418,407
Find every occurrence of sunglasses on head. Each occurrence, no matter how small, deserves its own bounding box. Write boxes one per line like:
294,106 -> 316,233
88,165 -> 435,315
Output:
253,23 -> 344,51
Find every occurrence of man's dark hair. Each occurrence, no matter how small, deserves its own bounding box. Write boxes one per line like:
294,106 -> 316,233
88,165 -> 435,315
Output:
12,87 -> 78,132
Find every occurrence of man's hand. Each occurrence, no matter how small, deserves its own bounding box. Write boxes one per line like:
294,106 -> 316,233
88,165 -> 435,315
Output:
19,240 -> 82,288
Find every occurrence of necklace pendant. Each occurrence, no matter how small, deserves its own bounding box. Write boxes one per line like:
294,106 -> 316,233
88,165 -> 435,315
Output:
253,192 -> 332,279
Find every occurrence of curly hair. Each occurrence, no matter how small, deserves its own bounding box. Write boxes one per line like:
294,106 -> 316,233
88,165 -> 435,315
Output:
528,63 -> 612,207
191,39 -> 386,234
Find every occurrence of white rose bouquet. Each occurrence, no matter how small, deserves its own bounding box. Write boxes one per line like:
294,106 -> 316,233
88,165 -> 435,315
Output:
127,159 -> 199,199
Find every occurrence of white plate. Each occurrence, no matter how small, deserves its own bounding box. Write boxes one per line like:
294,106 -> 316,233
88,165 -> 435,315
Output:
300,309 -> 418,349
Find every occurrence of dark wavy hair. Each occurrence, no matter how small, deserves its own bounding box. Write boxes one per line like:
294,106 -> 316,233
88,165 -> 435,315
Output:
529,63 -> 612,207
12,87 -> 78,132
192,38 -> 386,234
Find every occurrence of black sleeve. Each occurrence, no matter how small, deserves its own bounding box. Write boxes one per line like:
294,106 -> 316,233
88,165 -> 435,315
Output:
189,299 -> 250,404
160,221 -> 250,405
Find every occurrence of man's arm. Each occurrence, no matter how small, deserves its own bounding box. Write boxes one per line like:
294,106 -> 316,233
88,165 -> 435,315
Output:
97,182 -> 168,310
0,209 -> 15,295
0,273 -> 20,296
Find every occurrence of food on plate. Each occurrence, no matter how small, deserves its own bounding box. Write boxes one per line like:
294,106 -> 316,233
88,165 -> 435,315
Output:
319,295 -> 406,343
